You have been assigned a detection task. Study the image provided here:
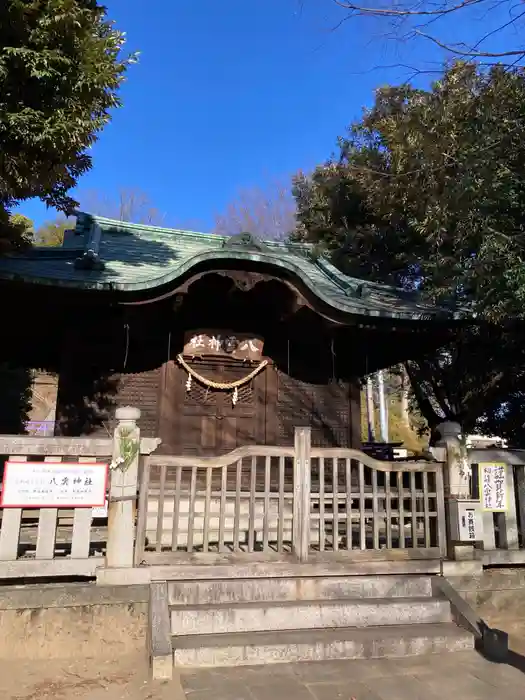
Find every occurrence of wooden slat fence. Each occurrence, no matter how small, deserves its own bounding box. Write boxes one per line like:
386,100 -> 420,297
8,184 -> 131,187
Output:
136,448 -> 295,564
136,431 -> 447,565
308,449 -> 445,559
0,441 -> 113,579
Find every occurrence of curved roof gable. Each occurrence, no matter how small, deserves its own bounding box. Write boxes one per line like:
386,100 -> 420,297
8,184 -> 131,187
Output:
0,213 -> 455,322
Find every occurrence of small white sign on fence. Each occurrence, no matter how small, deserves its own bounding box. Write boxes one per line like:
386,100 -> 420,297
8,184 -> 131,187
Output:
480,462 -> 508,512
1,461 -> 108,508
92,500 -> 109,518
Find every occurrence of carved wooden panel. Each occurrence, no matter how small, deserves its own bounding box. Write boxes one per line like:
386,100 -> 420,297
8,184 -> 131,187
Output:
182,361 -> 255,407
117,368 -> 161,437
274,368 -> 359,448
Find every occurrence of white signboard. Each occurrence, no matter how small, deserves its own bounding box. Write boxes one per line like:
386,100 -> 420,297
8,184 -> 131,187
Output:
480,462 -> 508,512
466,508 -> 476,540
1,461 -> 108,508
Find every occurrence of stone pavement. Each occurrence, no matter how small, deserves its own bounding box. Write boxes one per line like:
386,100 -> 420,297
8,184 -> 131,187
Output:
180,650 -> 525,700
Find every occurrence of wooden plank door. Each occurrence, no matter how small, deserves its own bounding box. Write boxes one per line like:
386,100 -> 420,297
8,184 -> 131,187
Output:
215,360 -> 267,453
158,359 -> 269,456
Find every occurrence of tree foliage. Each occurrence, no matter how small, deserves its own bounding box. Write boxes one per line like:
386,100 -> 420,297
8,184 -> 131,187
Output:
293,61 -> 525,443
3,213 -> 34,251
0,0 -> 135,252
295,62 -> 525,318
35,216 -> 74,246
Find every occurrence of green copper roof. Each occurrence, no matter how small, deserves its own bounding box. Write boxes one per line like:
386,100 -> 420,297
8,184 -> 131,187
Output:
0,213 -> 453,322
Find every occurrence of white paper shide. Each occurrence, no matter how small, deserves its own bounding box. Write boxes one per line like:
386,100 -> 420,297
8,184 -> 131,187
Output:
1,461 -> 108,508
480,462 -> 508,512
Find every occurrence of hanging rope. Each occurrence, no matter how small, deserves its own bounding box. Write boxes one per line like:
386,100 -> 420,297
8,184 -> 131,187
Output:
123,323 -> 130,369
177,354 -> 268,390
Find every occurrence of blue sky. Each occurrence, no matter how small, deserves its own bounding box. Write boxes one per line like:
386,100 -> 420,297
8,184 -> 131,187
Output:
19,0 -> 520,232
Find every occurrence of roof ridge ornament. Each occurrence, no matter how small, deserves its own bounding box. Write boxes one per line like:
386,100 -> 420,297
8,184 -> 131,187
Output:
74,222 -> 105,271
351,283 -> 370,298
222,231 -> 269,252
74,250 -> 105,271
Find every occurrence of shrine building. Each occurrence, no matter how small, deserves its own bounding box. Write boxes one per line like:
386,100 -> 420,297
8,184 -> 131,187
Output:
0,213 -> 459,455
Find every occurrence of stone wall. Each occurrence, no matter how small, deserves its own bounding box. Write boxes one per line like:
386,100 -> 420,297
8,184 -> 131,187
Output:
448,568 -> 525,621
0,583 -> 149,660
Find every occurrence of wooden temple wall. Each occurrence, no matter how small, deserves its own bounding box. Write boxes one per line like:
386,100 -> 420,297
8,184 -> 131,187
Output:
55,361 -> 361,452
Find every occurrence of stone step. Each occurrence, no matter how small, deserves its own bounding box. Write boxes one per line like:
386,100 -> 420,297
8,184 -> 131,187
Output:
168,575 -> 433,606
170,597 -> 450,636
172,622 -> 474,667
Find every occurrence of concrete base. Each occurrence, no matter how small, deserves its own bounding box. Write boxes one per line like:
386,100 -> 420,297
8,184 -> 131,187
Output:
152,652 -> 174,681
97,566 -> 152,586
149,582 -> 173,681
482,549 -> 525,566
442,560 -> 483,577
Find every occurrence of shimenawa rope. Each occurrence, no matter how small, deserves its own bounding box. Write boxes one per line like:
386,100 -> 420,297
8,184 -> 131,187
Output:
176,354 -> 268,390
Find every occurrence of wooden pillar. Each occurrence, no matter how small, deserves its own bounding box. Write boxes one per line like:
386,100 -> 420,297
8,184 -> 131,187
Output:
293,426 -> 311,563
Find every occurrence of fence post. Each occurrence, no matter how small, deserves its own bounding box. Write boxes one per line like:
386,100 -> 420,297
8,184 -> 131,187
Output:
106,406 -> 141,569
293,427 -> 311,563
435,422 -> 470,499
435,421 -> 474,561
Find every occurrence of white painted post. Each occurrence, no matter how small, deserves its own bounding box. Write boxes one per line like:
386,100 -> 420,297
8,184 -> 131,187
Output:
293,427 -> 311,563
106,406 -> 141,569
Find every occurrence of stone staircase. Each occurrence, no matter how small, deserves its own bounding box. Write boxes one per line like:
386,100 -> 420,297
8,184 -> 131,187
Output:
160,573 -> 474,669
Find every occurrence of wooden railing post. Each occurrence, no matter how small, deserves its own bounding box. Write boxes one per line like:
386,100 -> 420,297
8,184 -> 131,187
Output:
106,406 -> 141,569
293,427 -> 311,563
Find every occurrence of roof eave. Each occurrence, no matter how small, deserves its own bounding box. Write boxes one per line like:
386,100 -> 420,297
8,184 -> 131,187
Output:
0,248 -> 457,323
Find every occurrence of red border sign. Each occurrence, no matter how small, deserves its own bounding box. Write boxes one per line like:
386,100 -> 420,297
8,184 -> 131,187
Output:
0,461 -> 109,508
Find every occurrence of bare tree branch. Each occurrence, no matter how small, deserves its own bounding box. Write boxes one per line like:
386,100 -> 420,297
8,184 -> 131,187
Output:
78,187 -> 166,225
318,0 -> 525,66
213,178 -> 297,240
415,27 -> 525,57
333,0 -> 484,18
